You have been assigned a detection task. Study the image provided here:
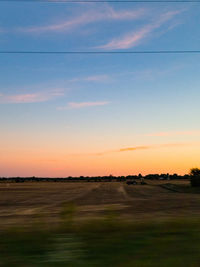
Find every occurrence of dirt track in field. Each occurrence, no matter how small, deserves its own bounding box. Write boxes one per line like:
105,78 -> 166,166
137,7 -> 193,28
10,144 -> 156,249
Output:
1,181 -> 200,226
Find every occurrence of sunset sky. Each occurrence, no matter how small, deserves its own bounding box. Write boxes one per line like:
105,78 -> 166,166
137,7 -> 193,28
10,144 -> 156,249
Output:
0,1 -> 200,176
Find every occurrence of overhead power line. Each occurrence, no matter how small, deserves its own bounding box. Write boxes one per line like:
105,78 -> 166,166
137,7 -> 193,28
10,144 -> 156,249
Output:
0,50 -> 200,54
0,0 -> 199,2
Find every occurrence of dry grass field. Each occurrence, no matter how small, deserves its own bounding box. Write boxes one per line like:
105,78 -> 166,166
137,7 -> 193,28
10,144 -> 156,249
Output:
2,180 -> 200,266
1,180 -> 200,226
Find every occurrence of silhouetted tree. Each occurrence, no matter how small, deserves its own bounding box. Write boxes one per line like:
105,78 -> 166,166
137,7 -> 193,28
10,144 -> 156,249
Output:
190,168 -> 200,187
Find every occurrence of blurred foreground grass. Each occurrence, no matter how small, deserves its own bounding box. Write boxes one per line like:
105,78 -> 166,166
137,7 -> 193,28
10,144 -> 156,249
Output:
1,205 -> 200,266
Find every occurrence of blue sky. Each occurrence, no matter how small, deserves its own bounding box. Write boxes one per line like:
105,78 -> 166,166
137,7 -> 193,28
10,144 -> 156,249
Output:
0,2 -> 200,176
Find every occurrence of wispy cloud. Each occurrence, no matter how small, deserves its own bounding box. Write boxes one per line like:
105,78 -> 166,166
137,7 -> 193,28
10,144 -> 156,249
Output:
19,13 -> 93,34
119,146 -> 150,152
69,74 -> 111,83
98,10 -> 183,50
17,7 -> 146,34
89,143 -> 190,156
69,64 -> 184,85
102,6 -> 146,20
84,74 -> 111,82
0,88 -> 65,104
57,101 -> 110,110
115,143 -> 187,153
0,93 -> 48,104
146,131 -> 200,137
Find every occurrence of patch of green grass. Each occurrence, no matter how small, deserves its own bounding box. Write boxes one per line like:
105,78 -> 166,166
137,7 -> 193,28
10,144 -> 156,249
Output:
1,215 -> 200,266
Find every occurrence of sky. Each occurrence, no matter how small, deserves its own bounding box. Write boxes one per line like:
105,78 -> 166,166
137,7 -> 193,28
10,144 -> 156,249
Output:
0,1 -> 200,177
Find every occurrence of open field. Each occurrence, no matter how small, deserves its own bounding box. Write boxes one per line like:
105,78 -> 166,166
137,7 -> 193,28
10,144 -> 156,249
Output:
1,180 -> 200,226
1,180 -> 200,266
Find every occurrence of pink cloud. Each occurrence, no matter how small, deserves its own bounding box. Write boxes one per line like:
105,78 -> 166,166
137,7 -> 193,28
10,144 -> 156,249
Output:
0,89 -> 64,104
0,93 -> 47,103
103,6 -> 146,21
17,7 -> 146,34
146,131 -> 200,137
58,101 -> 110,110
19,13 -> 93,33
98,10 -> 182,50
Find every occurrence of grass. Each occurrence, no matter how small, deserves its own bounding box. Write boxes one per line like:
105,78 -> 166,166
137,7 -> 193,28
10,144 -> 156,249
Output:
2,181 -> 200,225
1,211 -> 200,266
1,181 -> 200,266
161,183 -> 200,194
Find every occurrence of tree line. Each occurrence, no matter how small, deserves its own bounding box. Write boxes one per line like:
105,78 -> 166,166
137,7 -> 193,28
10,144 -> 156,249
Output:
0,173 -> 190,183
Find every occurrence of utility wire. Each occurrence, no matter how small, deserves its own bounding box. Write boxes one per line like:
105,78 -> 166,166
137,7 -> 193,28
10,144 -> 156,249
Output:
0,0 -> 199,2
0,50 -> 200,54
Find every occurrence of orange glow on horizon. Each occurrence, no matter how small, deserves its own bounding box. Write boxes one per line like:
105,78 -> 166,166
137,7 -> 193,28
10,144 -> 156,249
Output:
1,143 -> 200,177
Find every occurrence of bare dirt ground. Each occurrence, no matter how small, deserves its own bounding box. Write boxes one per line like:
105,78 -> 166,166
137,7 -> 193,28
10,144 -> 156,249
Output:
1,180 -> 200,226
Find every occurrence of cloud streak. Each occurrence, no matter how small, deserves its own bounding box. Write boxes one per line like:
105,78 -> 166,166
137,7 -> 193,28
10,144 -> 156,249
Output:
98,10 -> 183,50
69,74 -> 111,83
90,143 -> 190,156
18,7 -> 146,34
58,101 -> 110,110
84,74 -> 111,82
146,131 -> 200,137
0,88 -> 65,104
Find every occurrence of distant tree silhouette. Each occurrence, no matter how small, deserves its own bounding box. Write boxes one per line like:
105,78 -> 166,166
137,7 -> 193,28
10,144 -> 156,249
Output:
190,168 -> 200,187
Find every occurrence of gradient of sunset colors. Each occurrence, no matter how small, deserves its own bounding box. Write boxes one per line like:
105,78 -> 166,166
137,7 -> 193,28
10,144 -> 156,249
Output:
0,1 -> 200,176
